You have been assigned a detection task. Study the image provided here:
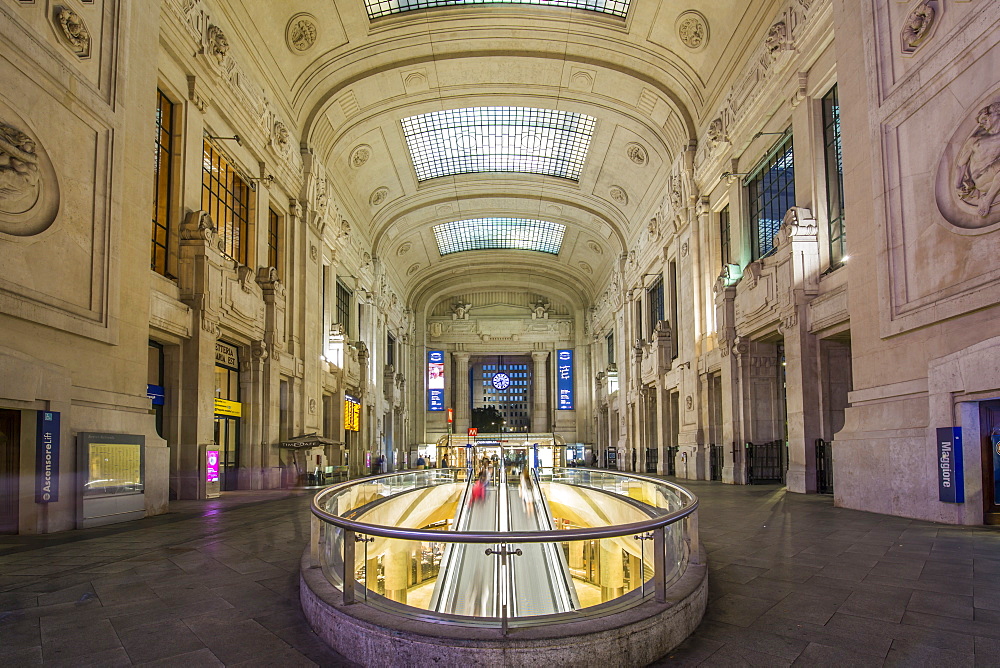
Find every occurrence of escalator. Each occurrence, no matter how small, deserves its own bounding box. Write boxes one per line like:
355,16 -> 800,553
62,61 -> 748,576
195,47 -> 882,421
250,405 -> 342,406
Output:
430,467 -> 579,618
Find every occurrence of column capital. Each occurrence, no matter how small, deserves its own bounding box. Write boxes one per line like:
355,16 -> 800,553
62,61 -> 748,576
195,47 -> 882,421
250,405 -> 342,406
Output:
531,351 -> 550,362
452,351 -> 471,362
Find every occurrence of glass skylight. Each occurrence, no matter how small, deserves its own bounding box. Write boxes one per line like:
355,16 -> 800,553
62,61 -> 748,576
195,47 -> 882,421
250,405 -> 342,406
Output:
365,0 -> 630,20
433,218 -> 566,255
401,107 -> 596,181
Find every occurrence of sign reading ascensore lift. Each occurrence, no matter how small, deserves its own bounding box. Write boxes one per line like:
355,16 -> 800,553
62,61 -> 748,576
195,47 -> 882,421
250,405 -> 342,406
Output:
35,411 -> 60,503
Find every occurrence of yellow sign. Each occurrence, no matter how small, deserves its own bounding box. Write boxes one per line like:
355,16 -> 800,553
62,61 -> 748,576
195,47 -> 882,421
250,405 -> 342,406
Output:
344,397 -> 361,432
214,398 -> 242,417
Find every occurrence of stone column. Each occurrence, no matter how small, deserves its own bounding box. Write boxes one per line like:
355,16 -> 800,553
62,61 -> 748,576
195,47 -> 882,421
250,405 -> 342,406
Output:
383,542 -> 409,604
453,352 -> 470,433
600,540 -> 625,601
531,351 -> 549,432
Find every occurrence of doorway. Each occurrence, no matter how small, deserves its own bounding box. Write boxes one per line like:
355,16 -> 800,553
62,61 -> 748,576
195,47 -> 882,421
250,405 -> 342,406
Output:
0,409 -> 21,534
980,400 -> 1000,525
214,416 -> 240,491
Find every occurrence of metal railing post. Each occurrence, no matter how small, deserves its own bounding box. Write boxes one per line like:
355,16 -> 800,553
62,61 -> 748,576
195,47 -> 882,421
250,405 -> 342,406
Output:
653,526 -> 666,604
343,529 -> 356,604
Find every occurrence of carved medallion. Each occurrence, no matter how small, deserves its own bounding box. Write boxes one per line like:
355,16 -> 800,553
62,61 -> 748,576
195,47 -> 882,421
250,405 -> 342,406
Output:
706,118 -> 725,147
406,263 -> 420,276
676,11 -> 709,52
0,105 -> 59,237
396,241 -> 412,256
579,261 -> 593,275
369,187 -> 388,207
350,144 -> 371,168
285,13 -> 318,53
765,21 -> 788,57
587,240 -> 603,255
935,93 -> 1000,230
901,0 -> 938,54
55,6 -> 91,58
609,186 -> 629,206
626,142 -> 648,165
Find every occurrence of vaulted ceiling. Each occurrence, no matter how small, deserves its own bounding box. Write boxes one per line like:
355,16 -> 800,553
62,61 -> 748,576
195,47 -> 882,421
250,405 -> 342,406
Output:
225,0 -> 776,309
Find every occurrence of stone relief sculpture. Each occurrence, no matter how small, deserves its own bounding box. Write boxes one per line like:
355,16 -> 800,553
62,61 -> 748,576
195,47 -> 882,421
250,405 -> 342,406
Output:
609,186 -> 629,205
0,121 -> 41,214
206,24 -> 229,66
369,187 -> 388,206
286,14 -> 318,53
954,102 -> 1000,219
765,22 -> 788,57
676,11 -> 708,51
626,143 -> 647,165
451,302 -> 472,320
901,1 -> 936,53
936,96 -> 1000,229
56,7 -> 91,58
532,300 -> 551,319
0,110 -> 58,236
350,145 -> 371,168
273,121 -> 290,153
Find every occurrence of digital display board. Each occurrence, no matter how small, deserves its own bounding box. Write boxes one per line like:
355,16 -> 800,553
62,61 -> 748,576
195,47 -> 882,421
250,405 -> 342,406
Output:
557,349 -> 574,410
206,450 -> 220,484
345,395 -> 361,432
427,350 -> 444,411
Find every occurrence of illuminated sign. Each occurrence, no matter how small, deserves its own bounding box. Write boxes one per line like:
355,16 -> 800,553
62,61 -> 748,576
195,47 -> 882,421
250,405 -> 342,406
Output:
206,450 -> 220,484
557,349 -> 574,410
937,427 -> 964,503
35,411 -> 60,503
345,394 -> 361,432
427,350 -> 444,411
214,398 -> 242,417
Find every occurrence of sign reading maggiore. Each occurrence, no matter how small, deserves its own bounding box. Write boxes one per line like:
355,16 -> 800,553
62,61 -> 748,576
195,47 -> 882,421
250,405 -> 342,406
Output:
35,411 -> 60,503
936,427 -> 964,504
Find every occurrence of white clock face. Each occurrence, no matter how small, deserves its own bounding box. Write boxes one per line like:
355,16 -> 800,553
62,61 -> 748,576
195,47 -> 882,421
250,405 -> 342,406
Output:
491,372 -> 511,390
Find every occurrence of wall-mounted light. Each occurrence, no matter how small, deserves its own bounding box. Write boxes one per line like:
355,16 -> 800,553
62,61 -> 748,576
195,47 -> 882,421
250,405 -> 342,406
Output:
207,134 -> 242,146
249,174 -> 275,187
719,171 -> 751,182
752,131 -> 788,139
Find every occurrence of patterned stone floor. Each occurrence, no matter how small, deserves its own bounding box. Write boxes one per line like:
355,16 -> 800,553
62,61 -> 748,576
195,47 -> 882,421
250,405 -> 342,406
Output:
1,480 -> 999,666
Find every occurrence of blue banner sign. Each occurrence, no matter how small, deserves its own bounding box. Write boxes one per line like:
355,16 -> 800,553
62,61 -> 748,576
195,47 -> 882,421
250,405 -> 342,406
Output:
147,384 -> 165,406
556,349 -> 574,410
427,350 -> 444,411
936,427 -> 964,504
35,411 -> 60,503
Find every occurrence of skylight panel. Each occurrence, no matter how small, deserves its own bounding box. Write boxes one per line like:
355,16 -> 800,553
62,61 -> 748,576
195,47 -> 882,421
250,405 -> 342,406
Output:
365,0 -> 630,20
401,107 -> 596,181
433,218 -> 566,255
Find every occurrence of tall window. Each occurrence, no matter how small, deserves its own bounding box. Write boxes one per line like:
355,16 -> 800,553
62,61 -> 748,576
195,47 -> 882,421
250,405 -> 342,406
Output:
719,205 -> 731,269
746,132 -> 795,261
152,90 -> 175,276
387,333 -> 396,369
202,139 -> 252,265
823,86 -> 846,266
606,332 -> 615,367
647,275 -> 664,336
335,279 -> 351,335
267,208 -> 281,279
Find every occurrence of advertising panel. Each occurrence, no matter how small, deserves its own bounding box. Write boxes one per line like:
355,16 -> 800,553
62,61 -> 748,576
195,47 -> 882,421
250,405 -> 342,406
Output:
936,427 -> 964,503
35,411 -> 60,503
206,450 -> 220,484
427,350 -> 444,411
556,349 -> 574,410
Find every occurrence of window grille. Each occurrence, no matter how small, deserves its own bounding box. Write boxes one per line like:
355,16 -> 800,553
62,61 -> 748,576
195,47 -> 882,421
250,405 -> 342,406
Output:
745,132 -> 795,261
152,90 -> 175,276
823,86 -> 846,266
202,139 -> 253,265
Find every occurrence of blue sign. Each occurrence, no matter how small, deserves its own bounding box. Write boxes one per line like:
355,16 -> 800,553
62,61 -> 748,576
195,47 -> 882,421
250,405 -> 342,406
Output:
147,384 -> 165,406
427,350 -> 444,411
556,349 -> 574,410
35,411 -> 60,503
936,427 -> 964,504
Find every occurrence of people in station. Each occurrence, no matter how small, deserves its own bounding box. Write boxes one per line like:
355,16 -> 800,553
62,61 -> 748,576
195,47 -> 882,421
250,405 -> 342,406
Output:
519,466 -> 535,512
442,454 -> 449,469
416,455 -> 426,470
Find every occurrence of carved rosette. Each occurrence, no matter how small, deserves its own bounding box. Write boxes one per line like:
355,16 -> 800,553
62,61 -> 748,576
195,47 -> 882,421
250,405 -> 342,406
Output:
55,6 -> 91,59
0,109 -> 60,237
369,187 -> 388,207
626,142 -> 648,165
676,11 -> 709,52
285,13 -> 318,53
935,93 -> 1000,230
609,186 -> 629,206
350,145 -> 371,168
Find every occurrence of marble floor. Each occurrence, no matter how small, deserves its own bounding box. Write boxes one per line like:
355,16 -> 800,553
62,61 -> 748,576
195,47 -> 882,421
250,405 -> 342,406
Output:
1,480 -> 998,666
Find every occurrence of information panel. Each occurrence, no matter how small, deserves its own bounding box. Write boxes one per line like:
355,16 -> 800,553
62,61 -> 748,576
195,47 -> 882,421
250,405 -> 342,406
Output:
345,395 -> 361,432
557,349 -> 574,410
427,350 -> 444,411
936,427 -> 964,504
78,432 -> 145,497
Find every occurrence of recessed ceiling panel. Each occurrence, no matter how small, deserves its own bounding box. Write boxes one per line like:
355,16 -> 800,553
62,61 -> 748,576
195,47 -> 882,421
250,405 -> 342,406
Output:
365,0 -> 630,20
433,218 -> 566,255
401,107 -> 596,181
